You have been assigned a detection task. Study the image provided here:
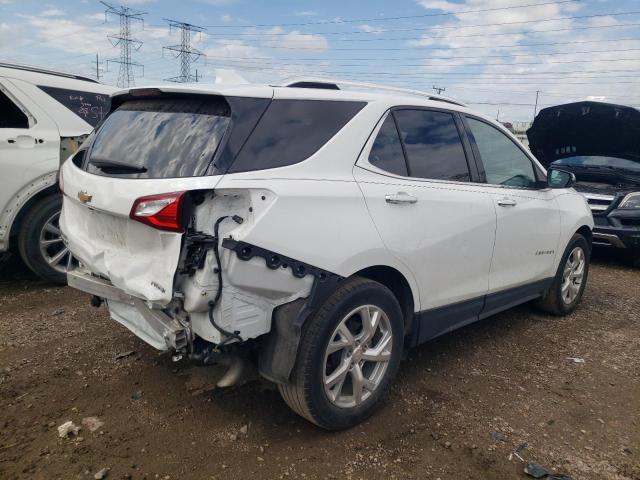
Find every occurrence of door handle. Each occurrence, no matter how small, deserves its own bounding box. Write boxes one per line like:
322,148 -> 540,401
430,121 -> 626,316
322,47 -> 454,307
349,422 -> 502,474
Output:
497,197 -> 517,207
7,135 -> 36,148
385,192 -> 418,205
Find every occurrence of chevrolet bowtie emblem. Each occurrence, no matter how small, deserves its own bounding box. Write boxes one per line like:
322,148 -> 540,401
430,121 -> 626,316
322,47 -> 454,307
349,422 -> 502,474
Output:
77,190 -> 93,204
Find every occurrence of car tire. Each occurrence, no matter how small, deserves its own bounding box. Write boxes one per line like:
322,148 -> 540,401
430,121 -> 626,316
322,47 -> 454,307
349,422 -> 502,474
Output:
536,233 -> 590,316
278,276 -> 404,430
17,194 -> 71,284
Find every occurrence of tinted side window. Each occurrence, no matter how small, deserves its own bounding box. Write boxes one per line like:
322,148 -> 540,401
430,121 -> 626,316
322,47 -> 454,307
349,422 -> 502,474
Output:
0,89 -> 28,128
38,85 -> 110,127
394,109 -> 470,182
228,99 -> 365,173
368,115 -> 408,176
466,117 -> 536,188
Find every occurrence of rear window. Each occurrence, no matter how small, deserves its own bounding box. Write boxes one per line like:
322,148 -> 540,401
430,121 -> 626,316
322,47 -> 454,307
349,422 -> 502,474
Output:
38,86 -> 110,127
86,97 -> 231,178
228,99 -> 366,173
368,115 -> 408,176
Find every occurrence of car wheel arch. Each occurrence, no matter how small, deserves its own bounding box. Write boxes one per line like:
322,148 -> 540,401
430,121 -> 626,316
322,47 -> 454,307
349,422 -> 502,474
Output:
6,181 -> 60,250
576,225 -> 592,245
352,265 -> 416,336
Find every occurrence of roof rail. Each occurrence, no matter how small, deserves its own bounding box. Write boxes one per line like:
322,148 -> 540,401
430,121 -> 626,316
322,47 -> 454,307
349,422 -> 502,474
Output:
281,77 -> 466,107
0,62 -> 99,84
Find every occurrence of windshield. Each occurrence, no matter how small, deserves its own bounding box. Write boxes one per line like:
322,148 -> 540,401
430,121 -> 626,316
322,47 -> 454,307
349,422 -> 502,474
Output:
552,155 -> 640,173
87,96 -> 231,178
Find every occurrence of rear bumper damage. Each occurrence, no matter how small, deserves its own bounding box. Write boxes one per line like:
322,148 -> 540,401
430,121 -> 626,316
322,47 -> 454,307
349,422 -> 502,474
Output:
67,269 -> 189,351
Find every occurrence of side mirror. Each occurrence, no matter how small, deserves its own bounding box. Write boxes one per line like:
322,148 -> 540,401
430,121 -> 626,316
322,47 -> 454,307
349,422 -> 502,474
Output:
547,168 -> 576,189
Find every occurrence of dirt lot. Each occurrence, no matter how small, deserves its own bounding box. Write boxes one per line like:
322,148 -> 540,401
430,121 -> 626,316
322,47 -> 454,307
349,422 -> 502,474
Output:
0,253 -> 638,480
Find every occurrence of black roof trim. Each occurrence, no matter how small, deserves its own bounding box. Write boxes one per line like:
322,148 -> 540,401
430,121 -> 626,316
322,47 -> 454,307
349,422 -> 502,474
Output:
0,62 -> 99,84
287,81 -> 341,90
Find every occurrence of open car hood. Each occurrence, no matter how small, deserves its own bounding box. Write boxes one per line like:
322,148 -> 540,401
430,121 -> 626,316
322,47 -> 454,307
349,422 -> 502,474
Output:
527,101 -> 640,168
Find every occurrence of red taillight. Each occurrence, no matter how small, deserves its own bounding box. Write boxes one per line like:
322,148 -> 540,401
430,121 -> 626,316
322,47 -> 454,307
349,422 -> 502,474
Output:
129,191 -> 187,232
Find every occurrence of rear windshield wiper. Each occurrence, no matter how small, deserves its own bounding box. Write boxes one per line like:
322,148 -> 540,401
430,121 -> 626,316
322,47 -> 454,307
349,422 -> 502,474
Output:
89,158 -> 148,173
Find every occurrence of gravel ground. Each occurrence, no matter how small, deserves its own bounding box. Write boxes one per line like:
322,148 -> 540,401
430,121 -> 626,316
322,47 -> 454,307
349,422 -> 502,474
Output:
0,252 -> 638,480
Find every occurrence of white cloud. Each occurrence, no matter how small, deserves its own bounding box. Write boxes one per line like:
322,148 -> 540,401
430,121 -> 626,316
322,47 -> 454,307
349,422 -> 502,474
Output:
196,0 -> 237,5
220,14 -> 232,22
41,8 -> 64,17
407,0 -> 640,119
295,11 -> 318,17
263,26 -> 328,51
358,24 -> 386,34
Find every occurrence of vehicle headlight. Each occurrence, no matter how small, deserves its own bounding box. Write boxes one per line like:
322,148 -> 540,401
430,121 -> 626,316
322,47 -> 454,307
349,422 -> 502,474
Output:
619,192 -> 640,209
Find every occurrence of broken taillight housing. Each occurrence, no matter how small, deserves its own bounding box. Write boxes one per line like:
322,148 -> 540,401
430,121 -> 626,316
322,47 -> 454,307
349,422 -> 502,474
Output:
129,191 -> 187,232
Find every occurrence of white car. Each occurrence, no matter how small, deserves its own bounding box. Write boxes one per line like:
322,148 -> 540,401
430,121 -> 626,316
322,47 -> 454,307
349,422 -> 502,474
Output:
0,63 -> 115,282
60,79 -> 593,429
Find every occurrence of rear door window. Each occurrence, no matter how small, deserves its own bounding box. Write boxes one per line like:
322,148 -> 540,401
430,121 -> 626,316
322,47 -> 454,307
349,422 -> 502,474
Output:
368,114 -> 408,176
0,88 -> 29,129
394,109 -> 470,182
86,97 -> 231,178
38,86 -> 110,127
228,99 -> 365,173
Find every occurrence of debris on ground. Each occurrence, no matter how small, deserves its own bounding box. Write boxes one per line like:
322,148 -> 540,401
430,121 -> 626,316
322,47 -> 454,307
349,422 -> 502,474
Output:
82,416 -> 104,432
508,442 -> 528,462
490,431 -> 507,442
57,420 -> 81,438
94,467 -> 109,479
566,357 -> 585,363
524,463 -> 573,479
115,350 -> 136,360
131,390 -> 143,400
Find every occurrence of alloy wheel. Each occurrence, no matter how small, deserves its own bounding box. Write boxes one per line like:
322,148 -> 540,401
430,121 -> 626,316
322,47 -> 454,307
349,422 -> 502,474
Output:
39,211 -> 75,274
323,305 -> 393,408
561,246 -> 585,304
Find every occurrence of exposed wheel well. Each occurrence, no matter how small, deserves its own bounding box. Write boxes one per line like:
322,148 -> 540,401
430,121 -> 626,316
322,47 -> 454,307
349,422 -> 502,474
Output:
576,225 -> 593,248
354,266 -> 415,335
7,185 -> 60,250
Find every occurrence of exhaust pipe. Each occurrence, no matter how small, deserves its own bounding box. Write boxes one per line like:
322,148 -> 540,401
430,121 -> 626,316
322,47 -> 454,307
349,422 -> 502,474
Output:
215,354 -> 245,388
188,343 -> 246,388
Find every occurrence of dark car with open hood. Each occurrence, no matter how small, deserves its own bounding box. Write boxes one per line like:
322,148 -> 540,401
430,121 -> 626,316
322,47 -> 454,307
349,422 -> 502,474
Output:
528,101 -> 640,266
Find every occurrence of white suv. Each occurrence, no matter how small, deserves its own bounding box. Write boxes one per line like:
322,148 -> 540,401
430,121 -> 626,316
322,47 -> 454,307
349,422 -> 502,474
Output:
60,79 -> 593,429
0,63 -> 115,282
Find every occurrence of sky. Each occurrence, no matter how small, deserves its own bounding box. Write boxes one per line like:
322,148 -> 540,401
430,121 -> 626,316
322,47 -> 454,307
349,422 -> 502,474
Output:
1,0 -> 640,121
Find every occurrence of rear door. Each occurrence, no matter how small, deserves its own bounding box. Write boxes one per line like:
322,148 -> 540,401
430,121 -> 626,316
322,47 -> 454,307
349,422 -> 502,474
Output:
0,79 -> 60,223
354,108 -> 497,341
462,115 -> 561,298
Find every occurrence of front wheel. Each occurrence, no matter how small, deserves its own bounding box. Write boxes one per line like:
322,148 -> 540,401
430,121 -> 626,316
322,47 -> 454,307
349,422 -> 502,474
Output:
536,233 -> 590,316
278,277 -> 404,430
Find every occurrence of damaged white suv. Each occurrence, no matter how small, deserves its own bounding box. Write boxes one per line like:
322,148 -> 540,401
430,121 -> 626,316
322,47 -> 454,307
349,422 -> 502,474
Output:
60,79 -> 593,429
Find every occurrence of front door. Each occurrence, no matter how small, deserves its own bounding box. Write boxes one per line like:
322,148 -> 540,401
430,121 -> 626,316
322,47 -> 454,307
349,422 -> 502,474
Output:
463,116 -> 561,297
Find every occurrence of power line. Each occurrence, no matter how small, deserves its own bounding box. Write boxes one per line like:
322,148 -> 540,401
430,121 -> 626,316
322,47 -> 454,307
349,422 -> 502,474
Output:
201,62 -> 640,84
202,46 -> 640,63
323,24 -> 640,42
102,1 -> 146,88
201,10 -> 640,36
200,0 -> 581,28
162,19 -> 205,82
202,55 -> 640,68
